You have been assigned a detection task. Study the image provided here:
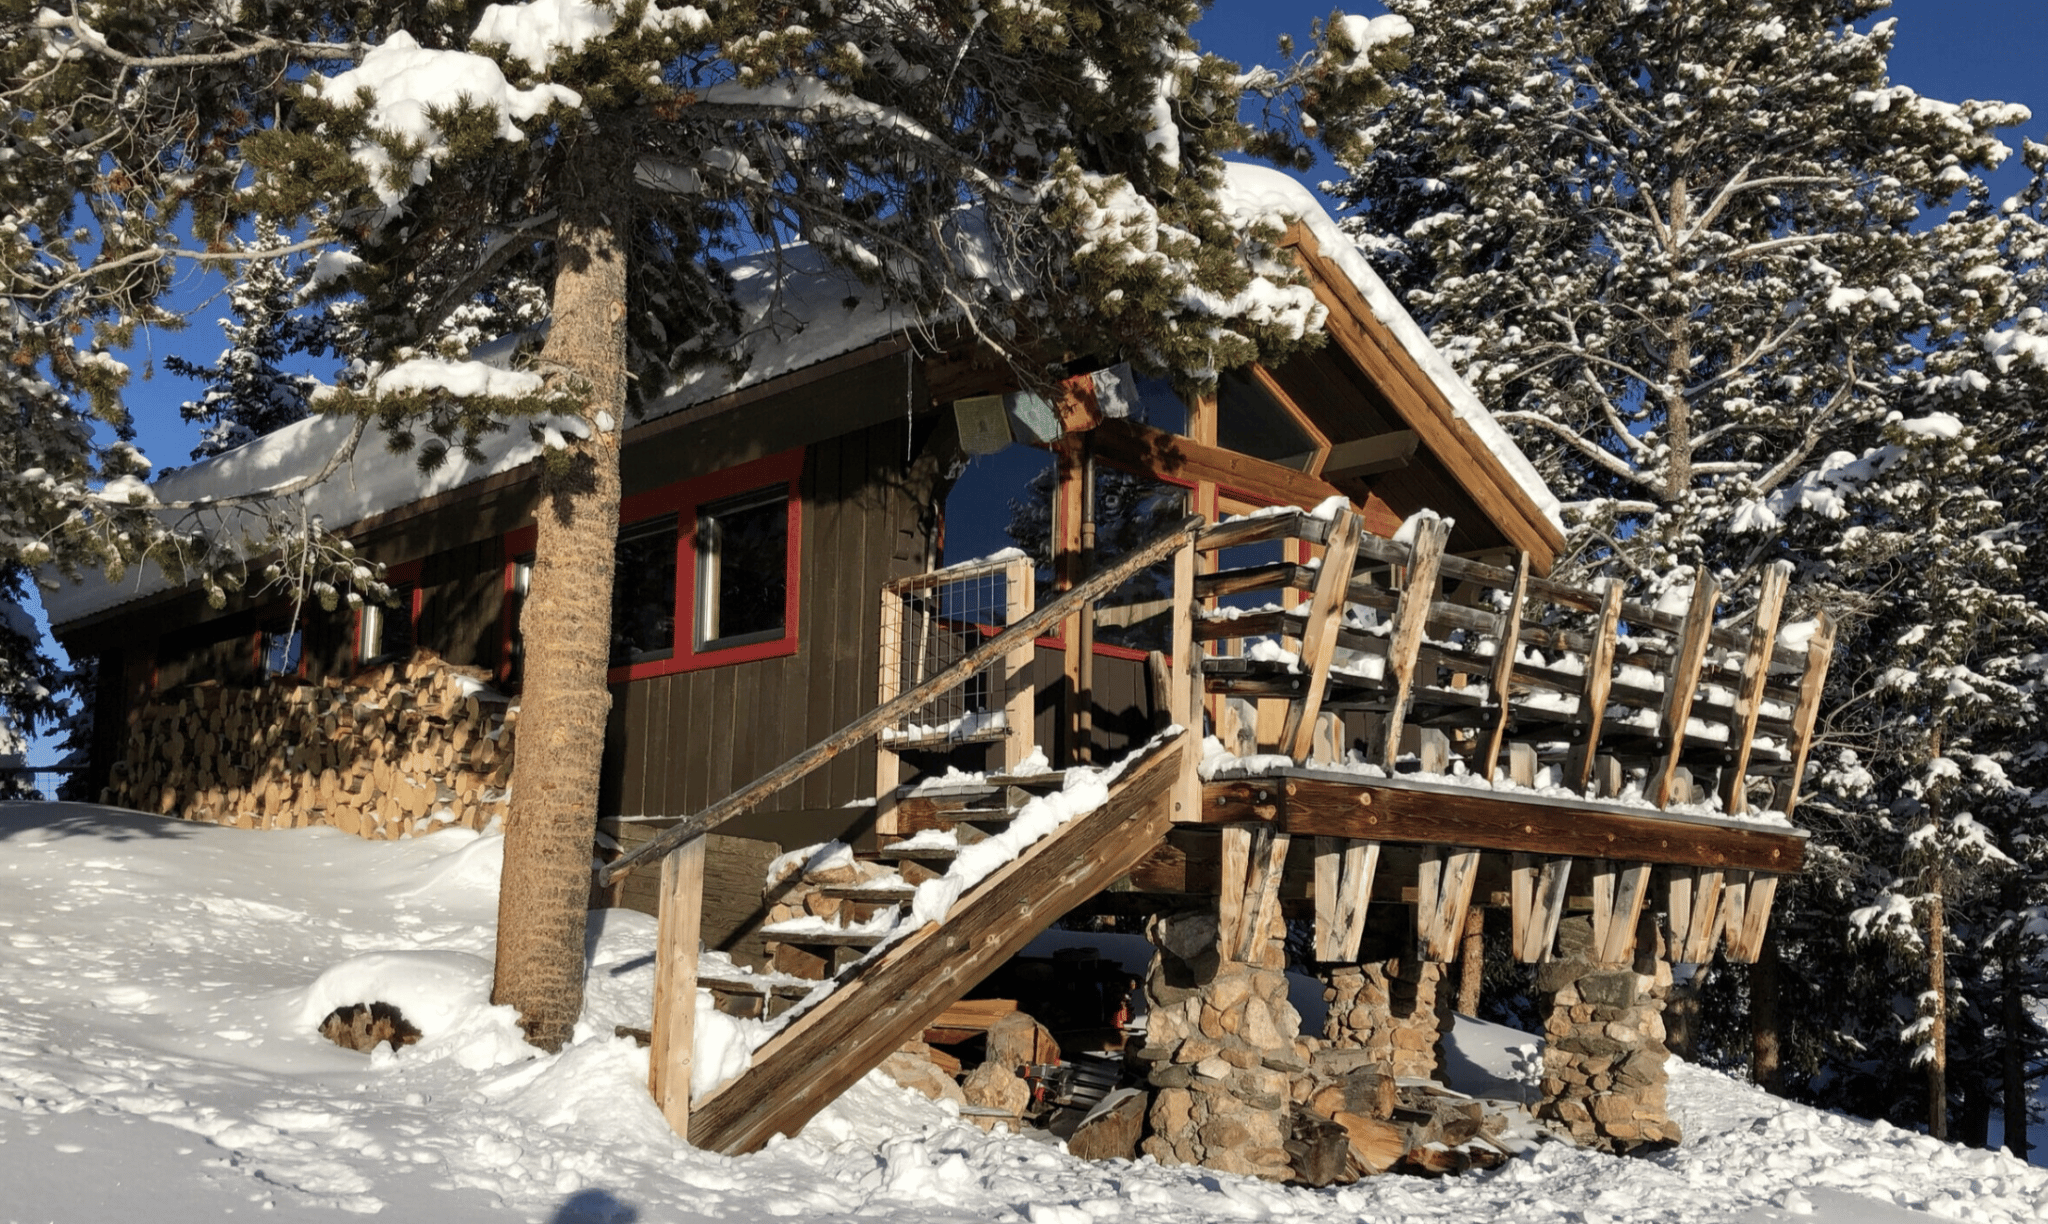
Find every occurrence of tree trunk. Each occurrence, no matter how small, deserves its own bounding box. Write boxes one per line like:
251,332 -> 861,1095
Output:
1926,875 -> 1948,1142
1750,926 -> 1782,1092
492,134 -> 631,1052
2002,948 -> 2030,1160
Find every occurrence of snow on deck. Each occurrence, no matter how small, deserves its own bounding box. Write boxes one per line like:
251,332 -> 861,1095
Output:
0,799 -> 2041,1221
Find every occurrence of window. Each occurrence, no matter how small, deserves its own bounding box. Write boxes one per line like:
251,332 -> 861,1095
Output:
1216,367 -> 1324,471
504,552 -> 533,684
262,627 -> 303,676
357,581 -> 417,663
498,447 -> 804,684
1130,374 -> 1189,435
696,488 -> 789,650
612,517 -> 680,666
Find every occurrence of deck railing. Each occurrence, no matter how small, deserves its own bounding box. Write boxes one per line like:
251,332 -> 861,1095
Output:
874,505 -> 1836,821
1190,508 -> 1833,817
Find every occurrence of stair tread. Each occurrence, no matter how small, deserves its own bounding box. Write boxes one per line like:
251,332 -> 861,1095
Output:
697,970 -> 817,1000
874,844 -> 959,862
984,770 -> 1068,788
760,921 -> 895,947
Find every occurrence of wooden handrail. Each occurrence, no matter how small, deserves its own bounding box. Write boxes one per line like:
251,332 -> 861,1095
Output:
600,513 -> 1206,882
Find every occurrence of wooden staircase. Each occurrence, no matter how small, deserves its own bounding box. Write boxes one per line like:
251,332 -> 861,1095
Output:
687,731 -> 1186,1154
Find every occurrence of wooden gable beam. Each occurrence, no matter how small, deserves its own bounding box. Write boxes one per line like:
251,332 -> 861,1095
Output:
1322,429 -> 1420,482
1279,225 -> 1563,573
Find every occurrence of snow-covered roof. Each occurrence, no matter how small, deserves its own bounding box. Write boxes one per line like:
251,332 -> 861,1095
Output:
44,247 -> 914,630
45,163 -> 1559,631
1211,163 -> 1564,535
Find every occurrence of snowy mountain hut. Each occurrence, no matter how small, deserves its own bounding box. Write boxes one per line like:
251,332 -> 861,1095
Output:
44,165 -> 1831,1172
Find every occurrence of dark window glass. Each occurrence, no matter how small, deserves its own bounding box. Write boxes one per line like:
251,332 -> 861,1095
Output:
359,584 -> 415,662
264,628 -> 303,675
1131,375 -> 1189,434
1092,470 -> 1190,653
1216,368 -> 1319,470
612,517 -> 679,667
697,489 -> 788,649
507,554 -> 533,684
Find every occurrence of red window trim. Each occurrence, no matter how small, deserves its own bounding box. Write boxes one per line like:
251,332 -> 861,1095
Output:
352,559 -> 424,670
498,448 -> 805,685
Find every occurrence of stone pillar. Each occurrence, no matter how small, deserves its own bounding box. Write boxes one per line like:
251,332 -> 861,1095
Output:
1533,915 -> 1680,1152
1320,958 -> 1454,1082
1137,909 -> 1309,1181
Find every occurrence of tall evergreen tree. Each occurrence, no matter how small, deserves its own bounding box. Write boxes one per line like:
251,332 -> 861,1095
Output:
1312,0 -> 2048,1139
164,222 -> 326,460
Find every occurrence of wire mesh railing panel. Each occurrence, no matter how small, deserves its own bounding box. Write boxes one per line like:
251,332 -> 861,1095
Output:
878,557 -> 1032,749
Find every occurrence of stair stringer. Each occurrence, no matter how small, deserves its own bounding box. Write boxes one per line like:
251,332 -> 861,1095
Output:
688,733 -> 1186,1154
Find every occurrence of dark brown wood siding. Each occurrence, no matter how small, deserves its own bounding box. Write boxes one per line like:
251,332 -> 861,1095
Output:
599,412 -> 949,820
417,537 -> 505,670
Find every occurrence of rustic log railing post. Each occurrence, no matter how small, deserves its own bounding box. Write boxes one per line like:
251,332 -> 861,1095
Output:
1776,612 -> 1838,817
1376,518 -> 1451,770
1652,575 -> 1722,808
1478,552 -> 1531,781
1169,537 -> 1203,822
1281,510 -> 1364,762
874,583 -> 907,837
1568,581 -> 1624,795
1001,555 -> 1037,771
648,836 -> 705,1138
1719,562 -> 1790,815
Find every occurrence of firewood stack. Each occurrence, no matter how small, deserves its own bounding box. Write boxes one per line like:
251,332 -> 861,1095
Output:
105,651 -> 517,840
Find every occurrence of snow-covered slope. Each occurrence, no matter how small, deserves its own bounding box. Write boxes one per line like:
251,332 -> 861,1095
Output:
4,799 -> 2035,1222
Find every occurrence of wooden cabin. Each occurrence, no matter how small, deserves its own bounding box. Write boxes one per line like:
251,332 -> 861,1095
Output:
48,165 -> 1831,1174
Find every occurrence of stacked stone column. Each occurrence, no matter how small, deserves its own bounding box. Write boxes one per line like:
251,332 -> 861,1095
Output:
1136,909 -> 1310,1181
1533,915 -> 1680,1152
1319,958 -> 1453,1082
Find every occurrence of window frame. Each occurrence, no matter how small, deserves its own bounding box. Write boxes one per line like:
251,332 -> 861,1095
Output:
497,447 -> 804,685
353,559 -> 423,669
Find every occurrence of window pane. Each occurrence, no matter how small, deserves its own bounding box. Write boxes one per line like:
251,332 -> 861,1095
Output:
265,629 -> 303,675
361,584 -> 415,661
1131,375 -> 1189,434
699,491 -> 788,647
1093,470 -> 1189,653
507,555 -> 533,683
612,518 -> 678,666
1216,368 -> 1319,470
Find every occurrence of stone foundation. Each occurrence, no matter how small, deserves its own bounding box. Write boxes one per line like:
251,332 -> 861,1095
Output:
1136,909 -> 1311,1181
1533,915 -> 1679,1152
1320,958 -> 1454,1082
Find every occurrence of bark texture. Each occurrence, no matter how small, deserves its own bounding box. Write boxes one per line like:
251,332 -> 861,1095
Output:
492,135 -> 631,1052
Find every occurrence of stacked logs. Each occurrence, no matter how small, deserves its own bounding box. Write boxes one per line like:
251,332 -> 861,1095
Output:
105,652 -> 516,839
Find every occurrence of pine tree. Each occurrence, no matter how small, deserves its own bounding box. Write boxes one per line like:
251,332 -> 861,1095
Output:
164,222 -> 326,460
1310,0 -> 2048,1136
19,0 -> 1382,1050
0,566 -> 60,798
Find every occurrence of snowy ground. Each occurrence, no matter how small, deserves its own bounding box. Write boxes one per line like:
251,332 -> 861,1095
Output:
1,803 -> 2043,1224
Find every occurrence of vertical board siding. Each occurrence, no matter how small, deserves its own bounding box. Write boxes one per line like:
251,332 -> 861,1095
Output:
607,417 -> 932,824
